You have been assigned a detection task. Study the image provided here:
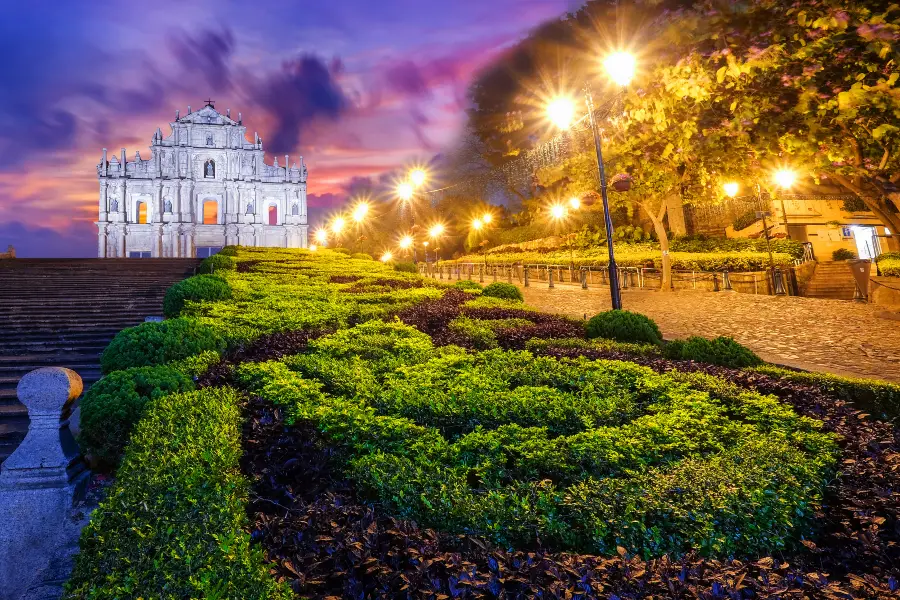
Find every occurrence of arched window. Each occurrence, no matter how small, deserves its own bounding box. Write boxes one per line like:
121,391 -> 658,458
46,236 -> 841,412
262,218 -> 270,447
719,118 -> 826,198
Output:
268,205 -> 278,225
203,200 -> 218,225
291,203 -> 299,216
136,201 -> 148,224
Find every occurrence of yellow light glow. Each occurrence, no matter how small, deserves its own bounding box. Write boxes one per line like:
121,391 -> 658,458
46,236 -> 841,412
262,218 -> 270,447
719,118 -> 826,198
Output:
410,168 -> 427,188
331,217 -> 345,234
773,169 -> 797,189
381,251 -> 393,262
352,202 -> 369,223
399,235 -> 413,249
568,197 -> 581,210
482,213 -> 493,224
423,241 -> 429,247
550,204 -> 567,220
314,229 -> 328,244
309,244 -> 317,252
546,96 -> 577,130
429,223 -> 445,238
603,52 -> 637,87
472,218 -> 483,231
397,182 -> 414,201
723,182 -> 739,198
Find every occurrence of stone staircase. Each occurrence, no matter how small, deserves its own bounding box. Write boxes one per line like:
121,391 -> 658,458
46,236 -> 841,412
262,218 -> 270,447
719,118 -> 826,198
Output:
804,261 -> 859,300
0,259 -> 199,463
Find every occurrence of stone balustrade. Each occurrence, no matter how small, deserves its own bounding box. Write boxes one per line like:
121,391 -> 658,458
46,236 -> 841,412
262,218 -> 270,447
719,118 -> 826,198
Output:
0,367 -> 86,600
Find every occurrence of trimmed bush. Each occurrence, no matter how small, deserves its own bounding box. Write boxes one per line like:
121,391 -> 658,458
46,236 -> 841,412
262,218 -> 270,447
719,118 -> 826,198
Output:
197,253 -> 236,274
77,364 -> 195,468
163,274 -> 232,318
332,247 -> 352,255
664,336 -> 762,368
482,281 -> 524,301
100,318 -> 226,373
585,310 -> 662,345
67,388 -> 290,599
876,252 -> 900,277
218,245 -> 239,256
351,252 -> 373,260
832,248 -> 856,261
394,262 -> 418,273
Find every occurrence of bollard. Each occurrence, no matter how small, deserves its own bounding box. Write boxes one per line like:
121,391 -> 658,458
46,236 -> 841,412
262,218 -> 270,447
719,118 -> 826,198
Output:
507,266 -> 513,283
456,266 -> 461,281
621,269 -> 629,289
773,269 -> 787,296
548,268 -> 555,288
493,266 -> 498,283
439,265 -> 443,280
1,368 -> 87,598
581,268 -> 588,289
722,271 -> 734,291
524,266 -> 530,287
712,273 -> 720,292
479,264 -> 485,283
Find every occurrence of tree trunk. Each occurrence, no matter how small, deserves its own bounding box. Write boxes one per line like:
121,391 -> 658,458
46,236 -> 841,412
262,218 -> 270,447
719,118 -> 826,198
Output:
643,203 -> 672,292
831,173 -> 900,235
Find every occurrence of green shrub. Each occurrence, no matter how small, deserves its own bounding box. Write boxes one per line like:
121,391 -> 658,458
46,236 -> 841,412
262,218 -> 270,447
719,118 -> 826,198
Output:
218,245 -> 239,256
100,318 -> 227,373
585,310 -> 662,345
67,388 -> 290,599
664,336 -> 762,368
832,248 -> 856,261
453,280 -> 483,292
525,337 -> 662,356
876,252 -> 900,277
394,262 -> 418,273
482,281 -> 523,301
332,247 -> 352,255
197,253 -> 236,274
351,252 -> 373,260
163,274 -> 232,318
732,210 -> 759,231
77,364 -> 195,468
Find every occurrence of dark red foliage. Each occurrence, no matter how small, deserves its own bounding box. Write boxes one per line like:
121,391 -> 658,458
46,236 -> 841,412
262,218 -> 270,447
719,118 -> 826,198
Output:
235,260 -> 263,273
345,278 -> 424,294
396,289 -> 470,337
329,275 -> 364,284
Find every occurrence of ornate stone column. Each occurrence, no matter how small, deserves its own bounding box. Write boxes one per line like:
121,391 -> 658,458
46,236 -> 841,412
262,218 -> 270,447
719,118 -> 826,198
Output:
96,223 -> 108,258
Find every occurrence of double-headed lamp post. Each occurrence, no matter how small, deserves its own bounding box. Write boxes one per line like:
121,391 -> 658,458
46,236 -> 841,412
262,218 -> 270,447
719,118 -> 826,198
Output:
396,168 -> 428,263
723,168 -> 797,296
546,51 -> 636,310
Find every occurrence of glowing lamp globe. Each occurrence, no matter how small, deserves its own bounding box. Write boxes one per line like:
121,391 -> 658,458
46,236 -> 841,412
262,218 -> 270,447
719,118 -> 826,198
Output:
568,197 -> 581,210
381,252 -> 393,262
352,202 -> 369,223
331,217 -> 345,234
429,224 -> 445,238
309,244 -> 317,252
397,182 -> 414,201
547,97 -> 576,130
774,169 -> 797,189
314,229 -> 328,244
399,235 -> 413,249
550,204 -> 567,220
482,213 -> 493,224
472,218 -> 483,231
604,52 -> 636,87
410,168 -> 427,187
723,182 -> 740,198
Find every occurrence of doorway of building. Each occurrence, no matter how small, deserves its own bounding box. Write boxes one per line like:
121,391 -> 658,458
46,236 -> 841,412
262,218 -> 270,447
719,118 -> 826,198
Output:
268,205 -> 278,225
851,225 -> 880,259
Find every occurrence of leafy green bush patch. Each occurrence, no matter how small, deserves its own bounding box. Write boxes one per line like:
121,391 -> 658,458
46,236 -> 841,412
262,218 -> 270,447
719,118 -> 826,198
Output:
197,253 -> 236,274
665,336 -> 763,368
163,274 -> 232,318
394,261 -> 418,273
100,318 -> 227,373
586,310 -> 662,345
832,248 -> 856,261
481,281 -> 523,301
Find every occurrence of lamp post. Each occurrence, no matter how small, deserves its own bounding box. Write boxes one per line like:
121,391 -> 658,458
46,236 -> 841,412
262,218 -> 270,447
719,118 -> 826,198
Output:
546,51 -> 636,310
331,216 -> 346,248
314,228 -> 329,248
398,234 -> 413,261
471,217 -> 490,266
351,201 -> 369,252
428,223 -> 445,262
397,168 -> 428,263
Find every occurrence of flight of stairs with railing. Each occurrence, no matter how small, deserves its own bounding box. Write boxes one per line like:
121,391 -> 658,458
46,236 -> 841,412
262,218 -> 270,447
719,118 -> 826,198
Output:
0,259 -> 199,463
804,261 -> 859,300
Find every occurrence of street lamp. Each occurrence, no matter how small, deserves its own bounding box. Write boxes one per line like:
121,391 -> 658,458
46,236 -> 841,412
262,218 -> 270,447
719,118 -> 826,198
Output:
546,50 -> 636,309
314,228 -> 329,247
723,182 -> 739,199
428,223 -> 445,262
309,244 -> 318,252
410,168 -> 427,188
471,218 -> 490,265
568,197 -> 581,210
398,234 -> 413,258
381,251 -> 393,263
331,216 -> 346,248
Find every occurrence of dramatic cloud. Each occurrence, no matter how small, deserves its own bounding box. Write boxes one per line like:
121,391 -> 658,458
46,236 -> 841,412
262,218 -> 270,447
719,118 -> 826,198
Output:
168,28 -> 237,92
255,56 -> 348,155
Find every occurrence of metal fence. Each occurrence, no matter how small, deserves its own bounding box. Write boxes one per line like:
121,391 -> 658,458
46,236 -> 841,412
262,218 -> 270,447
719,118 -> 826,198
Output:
420,262 -> 790,295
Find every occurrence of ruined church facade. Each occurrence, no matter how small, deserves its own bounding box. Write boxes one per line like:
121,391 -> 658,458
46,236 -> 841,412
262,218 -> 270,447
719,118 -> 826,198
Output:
96,102 -> 309,258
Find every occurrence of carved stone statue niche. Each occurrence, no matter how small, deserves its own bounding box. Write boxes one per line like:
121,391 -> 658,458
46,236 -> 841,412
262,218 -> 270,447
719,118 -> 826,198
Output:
204,159 -> 215,178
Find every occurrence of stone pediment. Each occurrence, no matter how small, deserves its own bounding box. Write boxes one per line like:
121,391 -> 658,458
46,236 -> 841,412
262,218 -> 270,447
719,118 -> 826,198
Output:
177,105 -> 237,126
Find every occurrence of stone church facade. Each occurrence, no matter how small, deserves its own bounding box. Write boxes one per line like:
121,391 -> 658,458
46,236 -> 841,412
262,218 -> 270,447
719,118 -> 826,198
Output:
96,102 -> 308,258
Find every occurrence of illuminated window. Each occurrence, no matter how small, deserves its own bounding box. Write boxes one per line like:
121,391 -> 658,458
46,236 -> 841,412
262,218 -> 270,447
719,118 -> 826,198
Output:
268,205 -> 277,225
136,201 -> 147,224
203,200 -> 218,224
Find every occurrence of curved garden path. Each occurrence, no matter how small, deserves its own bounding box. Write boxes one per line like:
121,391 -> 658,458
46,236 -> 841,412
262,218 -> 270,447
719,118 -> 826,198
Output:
517,283 -> 900,382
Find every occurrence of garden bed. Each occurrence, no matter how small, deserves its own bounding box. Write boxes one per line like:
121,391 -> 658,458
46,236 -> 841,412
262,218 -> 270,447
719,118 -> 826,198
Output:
68,247 -> 900,598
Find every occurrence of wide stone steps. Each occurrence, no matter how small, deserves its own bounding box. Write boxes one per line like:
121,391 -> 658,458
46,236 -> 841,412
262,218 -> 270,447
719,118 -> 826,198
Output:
804,261 -> 860,301
0,258 -> 198,463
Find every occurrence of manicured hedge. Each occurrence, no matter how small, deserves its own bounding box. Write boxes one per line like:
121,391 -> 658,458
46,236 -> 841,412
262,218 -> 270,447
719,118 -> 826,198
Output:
163,274 -> 232,318
197,253 -> 236,274
481,281 -> 523,301
876,251 -> 900,277
665,335 -> 762,368
586,310 -> 662,345
100,318 -> 226,373
67,387 -> 290,599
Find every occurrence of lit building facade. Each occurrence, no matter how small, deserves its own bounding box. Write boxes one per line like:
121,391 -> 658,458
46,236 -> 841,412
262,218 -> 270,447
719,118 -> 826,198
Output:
96,102 -> 308,258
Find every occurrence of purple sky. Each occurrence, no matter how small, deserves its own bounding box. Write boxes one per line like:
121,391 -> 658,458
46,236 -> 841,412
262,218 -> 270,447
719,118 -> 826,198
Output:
0,0 -> 575,257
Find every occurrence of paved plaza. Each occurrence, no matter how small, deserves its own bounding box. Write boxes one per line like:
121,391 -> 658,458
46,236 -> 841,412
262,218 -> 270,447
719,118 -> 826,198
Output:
514,283 -> 900,382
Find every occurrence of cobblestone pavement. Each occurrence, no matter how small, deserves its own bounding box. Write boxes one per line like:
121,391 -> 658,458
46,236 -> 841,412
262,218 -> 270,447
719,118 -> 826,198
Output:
516,283 -> 900,382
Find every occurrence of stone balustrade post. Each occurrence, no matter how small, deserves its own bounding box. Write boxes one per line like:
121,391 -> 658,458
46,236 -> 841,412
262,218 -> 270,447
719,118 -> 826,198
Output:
0,368 -> 87,600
